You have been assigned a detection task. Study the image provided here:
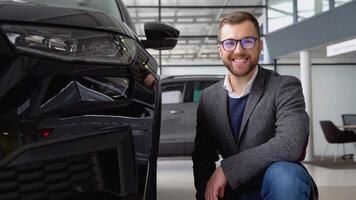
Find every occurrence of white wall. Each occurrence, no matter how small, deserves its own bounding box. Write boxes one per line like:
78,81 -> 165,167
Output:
277,64 -> 356,156
311,65 -> 356,155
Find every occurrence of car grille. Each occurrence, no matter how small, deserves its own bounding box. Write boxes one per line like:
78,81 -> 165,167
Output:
0,154 -> 98,200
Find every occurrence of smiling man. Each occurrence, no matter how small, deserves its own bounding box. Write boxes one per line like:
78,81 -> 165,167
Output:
192,11 -> 313,200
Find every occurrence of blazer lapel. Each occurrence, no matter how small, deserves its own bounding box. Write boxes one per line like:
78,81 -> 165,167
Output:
238,66 -> 266,142
213,83 -> 238,154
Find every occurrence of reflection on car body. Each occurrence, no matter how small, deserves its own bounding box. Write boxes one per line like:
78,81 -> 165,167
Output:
159,75 -> 224,156
0,0 -> 179,199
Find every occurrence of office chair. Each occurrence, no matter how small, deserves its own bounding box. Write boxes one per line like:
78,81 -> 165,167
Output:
319,120 -> 356,161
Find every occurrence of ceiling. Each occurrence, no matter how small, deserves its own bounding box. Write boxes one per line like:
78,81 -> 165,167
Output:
122,0 -> 264,65
122,0 -> 356,66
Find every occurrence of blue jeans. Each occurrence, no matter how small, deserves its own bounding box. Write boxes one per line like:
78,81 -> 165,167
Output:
238,162 -> 312,200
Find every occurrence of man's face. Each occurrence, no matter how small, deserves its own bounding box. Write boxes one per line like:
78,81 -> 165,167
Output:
218,20 -> 262,78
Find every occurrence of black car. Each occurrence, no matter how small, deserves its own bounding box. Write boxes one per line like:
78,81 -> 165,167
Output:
0,0 -> 179,199
159,75 -> 223,156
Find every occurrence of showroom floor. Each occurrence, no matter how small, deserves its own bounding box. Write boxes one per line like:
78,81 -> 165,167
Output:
157,157 -> 356,200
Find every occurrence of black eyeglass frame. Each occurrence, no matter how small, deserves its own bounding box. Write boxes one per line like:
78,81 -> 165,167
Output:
219,37 -> 258,51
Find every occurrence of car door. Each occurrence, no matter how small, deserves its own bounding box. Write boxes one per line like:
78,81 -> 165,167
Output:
184,80 -> 220,155
160,82 -> 186,155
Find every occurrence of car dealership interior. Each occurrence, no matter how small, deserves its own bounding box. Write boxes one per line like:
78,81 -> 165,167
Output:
1,0 -> 356,200
123,0 -> 356,199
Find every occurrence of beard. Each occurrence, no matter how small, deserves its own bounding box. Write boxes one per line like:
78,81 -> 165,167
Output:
223,55 -> 258,78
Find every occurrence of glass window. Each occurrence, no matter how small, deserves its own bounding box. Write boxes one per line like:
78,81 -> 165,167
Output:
162,84 -> 184,104
268,0 -> 293,32
123,0 -> 157,6
189,80 -> 218,103
117,0 -> 136,32
128,6 -> 263,65
335,0 -> 353,7
297,0 -> 330,22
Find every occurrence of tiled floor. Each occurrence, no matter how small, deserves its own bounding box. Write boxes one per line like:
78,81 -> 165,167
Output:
157,158 -> 195,200
305,163 -> 356,200
157,157 -> 356,200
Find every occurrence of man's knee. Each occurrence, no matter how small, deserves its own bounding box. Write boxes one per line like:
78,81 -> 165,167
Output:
261,162 -> 311,199
264,162 -> 308,186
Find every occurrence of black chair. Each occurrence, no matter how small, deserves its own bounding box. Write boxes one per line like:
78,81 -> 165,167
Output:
319,120 -> 356,161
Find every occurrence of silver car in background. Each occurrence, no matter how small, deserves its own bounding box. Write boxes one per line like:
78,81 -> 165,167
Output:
159,75 -> 223,156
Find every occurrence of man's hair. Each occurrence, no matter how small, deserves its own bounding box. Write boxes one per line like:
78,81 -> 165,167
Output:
218,11 -> 260,41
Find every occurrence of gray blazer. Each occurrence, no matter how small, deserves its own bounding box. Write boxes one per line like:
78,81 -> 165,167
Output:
192,66 -> 309,199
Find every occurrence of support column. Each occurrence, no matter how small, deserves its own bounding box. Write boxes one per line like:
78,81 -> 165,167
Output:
300,50 -> 314,160
293,0 -> 298,23
262,0 -> 271,64
262,39 -> 271,64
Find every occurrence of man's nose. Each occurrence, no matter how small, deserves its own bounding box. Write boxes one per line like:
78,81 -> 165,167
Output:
233,42 -> 244,53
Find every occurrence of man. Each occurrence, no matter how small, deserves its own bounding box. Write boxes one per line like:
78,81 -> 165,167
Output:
192,11 -> 312,200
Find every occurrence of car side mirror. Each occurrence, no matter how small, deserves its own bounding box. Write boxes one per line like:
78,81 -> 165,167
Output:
141,22 -> 179,50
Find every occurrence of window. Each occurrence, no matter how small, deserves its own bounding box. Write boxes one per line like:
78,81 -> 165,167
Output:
183,80 -> 218,103
162,84 -> 184,104
297,0 -> 330,22
268,0 -> 293,32
335,0 -> 353,7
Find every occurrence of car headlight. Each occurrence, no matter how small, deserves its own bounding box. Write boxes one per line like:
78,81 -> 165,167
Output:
1,24 -> 136,64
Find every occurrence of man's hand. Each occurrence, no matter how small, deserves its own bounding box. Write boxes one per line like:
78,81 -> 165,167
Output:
205,166 -> 227,200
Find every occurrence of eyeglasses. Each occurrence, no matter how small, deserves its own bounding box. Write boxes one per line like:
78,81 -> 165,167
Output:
219,37 -> 258,51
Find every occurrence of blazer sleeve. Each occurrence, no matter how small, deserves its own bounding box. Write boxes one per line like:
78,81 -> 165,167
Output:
192,91 -> 219,200
220,76 -> 310,189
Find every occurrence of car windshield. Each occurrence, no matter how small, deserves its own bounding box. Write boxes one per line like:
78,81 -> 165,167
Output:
0,0 -> 123,21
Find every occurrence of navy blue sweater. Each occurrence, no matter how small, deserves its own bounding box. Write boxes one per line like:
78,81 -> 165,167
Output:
228,95 -> 249,142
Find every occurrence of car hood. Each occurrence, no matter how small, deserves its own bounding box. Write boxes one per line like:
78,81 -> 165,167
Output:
0,1 -> 136,38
